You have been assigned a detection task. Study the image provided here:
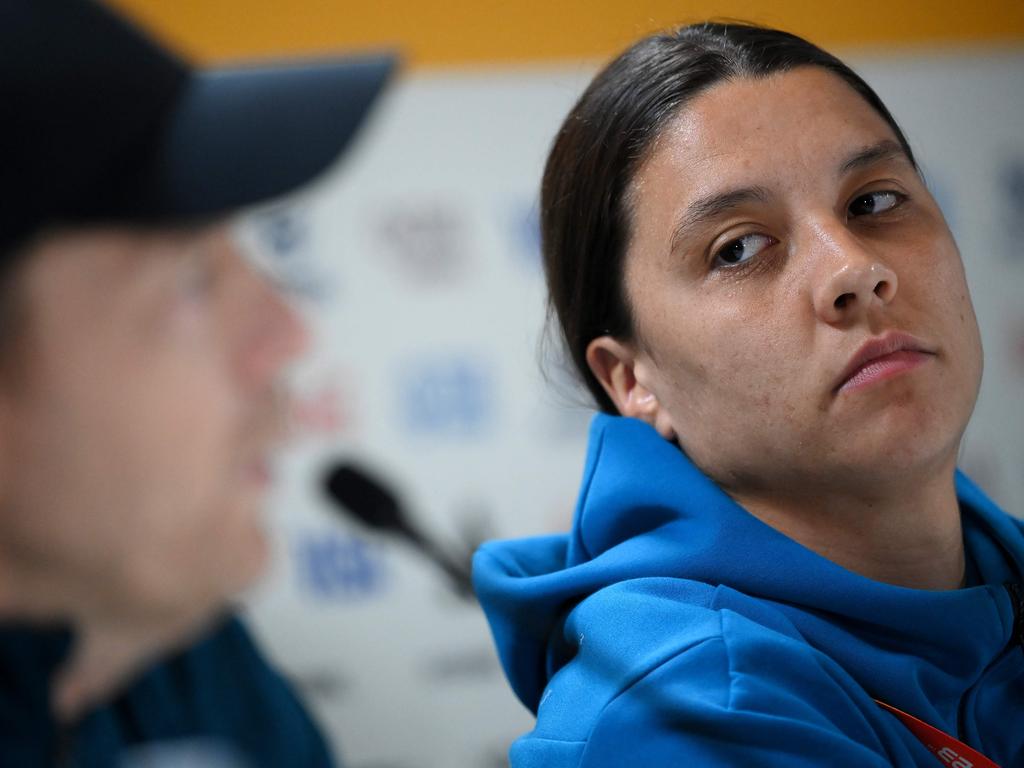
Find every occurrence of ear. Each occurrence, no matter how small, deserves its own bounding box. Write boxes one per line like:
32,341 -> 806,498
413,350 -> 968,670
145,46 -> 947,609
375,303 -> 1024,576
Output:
585,336 -> 677,441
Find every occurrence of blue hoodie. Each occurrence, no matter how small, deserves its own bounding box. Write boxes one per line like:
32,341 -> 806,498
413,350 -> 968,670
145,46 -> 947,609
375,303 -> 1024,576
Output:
474,415 -> 1024,767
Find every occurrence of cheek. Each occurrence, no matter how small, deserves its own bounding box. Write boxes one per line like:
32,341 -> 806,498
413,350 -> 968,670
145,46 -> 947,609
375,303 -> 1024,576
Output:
642,286 -> 816,480
40,346 -> 257,605
936,273 -> 984,422
122,364 -> 245,531
652,297 -> 796,417
121,345 -> 277,598
109,393 -> 269,611
906,240 -> 983,381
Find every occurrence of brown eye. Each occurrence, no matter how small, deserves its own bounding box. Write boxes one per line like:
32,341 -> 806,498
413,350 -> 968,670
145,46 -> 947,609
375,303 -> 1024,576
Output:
848,190 -> 904,217
713,233 -> 775,268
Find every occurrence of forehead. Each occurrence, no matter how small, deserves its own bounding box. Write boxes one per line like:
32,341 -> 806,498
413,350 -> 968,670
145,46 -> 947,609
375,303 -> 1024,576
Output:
633,67 -> 900,200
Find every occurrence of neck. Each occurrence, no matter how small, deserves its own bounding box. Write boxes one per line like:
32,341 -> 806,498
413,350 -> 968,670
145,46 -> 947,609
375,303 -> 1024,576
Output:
734,463 -> 965,591
0,552 -> 68,624
0,550 -> 215,722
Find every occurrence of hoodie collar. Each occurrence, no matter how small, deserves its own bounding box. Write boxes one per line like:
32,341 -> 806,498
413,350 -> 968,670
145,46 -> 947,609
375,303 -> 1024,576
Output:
476,414 -> 1023,714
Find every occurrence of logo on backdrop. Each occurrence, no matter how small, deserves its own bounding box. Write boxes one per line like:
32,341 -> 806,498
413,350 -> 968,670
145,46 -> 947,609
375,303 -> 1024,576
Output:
398,356 -> 493,436
246,204 -> 333,302
1001,156 -> 1024,264
290,371 -> 355,440
507,198 -> 542,270
370,201 -> 470,284
293,530 -> 389,600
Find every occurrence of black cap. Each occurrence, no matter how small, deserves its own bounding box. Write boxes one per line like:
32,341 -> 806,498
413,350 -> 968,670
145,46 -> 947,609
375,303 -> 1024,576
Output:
0,0 -> 396,254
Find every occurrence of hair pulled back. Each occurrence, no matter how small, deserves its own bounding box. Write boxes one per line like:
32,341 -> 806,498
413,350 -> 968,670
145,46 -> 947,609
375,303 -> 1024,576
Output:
541,22 -> 916,413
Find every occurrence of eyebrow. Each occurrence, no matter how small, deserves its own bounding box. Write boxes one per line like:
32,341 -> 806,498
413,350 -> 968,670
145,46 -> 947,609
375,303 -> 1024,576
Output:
838,139 -> 911,177
667,140 -> 912,255
669,185 -> 770,254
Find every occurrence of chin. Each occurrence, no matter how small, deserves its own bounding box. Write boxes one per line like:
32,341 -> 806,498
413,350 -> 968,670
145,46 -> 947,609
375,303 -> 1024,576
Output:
843,417 -> 965,484
226,520 -> 272,593
182,518 -> 272,612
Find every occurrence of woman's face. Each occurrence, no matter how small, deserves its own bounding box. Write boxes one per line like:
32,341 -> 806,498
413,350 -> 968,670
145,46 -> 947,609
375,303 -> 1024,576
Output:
588,67 -> 982,502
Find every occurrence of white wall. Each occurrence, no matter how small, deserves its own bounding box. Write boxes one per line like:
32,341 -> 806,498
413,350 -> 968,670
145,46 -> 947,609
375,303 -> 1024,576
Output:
240,48 -> 1024,768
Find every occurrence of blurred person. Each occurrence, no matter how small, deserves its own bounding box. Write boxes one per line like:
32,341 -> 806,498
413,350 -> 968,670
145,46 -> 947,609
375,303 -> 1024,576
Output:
474,22 -> 1023,767
0,0 -> 393,765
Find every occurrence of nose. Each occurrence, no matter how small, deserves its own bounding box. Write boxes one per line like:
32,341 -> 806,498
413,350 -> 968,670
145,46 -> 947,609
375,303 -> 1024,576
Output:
811,233 -> 898,325
239,272 -> 311,389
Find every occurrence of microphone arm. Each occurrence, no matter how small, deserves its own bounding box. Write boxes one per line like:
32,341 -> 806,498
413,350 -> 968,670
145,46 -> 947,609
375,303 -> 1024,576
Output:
321,462 -> 475,600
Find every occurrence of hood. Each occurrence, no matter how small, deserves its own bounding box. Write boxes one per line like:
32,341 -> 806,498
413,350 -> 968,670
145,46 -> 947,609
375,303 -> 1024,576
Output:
473,414 -> 1024,714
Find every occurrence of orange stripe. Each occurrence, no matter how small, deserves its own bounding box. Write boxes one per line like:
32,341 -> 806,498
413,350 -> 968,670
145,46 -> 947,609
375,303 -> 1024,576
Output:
108,0 -> 1024,68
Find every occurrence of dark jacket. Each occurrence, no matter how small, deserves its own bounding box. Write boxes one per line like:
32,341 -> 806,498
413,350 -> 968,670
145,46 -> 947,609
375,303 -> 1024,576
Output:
0,615 -> 334,768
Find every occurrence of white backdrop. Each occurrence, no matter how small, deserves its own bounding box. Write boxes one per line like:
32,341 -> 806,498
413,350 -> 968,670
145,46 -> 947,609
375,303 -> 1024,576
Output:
239,47 -> 1024,768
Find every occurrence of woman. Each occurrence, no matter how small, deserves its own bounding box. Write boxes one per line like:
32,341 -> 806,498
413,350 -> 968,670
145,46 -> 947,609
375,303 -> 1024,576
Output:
473,22 -> 1024,768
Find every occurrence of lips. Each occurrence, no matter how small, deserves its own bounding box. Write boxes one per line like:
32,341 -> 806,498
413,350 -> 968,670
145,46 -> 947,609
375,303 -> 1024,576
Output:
834,331 -> 935,394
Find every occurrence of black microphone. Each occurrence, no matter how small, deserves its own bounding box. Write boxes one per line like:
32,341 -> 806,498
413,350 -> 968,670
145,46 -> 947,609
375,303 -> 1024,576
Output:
322,462 -> 475,600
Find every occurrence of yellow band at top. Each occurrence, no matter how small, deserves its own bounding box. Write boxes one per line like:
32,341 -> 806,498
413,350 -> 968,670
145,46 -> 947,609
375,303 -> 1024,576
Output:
110,0 -> 1024,68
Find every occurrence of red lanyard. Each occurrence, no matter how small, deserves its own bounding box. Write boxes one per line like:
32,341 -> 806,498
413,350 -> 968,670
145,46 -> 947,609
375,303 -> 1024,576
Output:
875,700 -> 1001,768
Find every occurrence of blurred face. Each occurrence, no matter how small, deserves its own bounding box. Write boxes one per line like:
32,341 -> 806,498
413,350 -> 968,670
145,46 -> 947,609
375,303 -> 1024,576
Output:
0,222 -> 307,625
589,67 -> 982,502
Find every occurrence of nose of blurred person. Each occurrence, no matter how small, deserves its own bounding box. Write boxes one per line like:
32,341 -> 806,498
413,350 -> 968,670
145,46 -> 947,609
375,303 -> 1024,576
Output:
236,267 -> 310,391
810,224 -> 898,326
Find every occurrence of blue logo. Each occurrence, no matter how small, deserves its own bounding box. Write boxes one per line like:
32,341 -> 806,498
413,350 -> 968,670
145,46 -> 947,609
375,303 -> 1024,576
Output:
398,357 -> 493,436
508,199 -> 542,270
1002,157 -> 1024,263
294,531 -> 388,600
246,204 -> 333,302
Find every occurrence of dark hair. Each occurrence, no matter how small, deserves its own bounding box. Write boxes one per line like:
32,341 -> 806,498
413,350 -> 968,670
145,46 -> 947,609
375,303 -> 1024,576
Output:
541,22 -> 917,413
0,235 -> 38,374
0,244 -> 31,378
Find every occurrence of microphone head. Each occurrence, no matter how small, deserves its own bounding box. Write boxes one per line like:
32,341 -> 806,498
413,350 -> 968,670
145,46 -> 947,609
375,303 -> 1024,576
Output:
322,462 -> 405,532
321,460 -> 475,600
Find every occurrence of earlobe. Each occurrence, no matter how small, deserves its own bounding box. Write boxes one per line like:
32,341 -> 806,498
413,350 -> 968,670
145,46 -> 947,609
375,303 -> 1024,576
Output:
585,337 -> 676,440
635,387 -> 677,441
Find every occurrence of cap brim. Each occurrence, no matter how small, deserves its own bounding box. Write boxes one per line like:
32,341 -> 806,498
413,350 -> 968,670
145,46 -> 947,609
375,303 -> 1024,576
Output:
154,53 -> 396,217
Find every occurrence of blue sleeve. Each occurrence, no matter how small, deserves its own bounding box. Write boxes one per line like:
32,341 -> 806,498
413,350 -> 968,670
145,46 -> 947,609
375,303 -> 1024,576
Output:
579,633 -> 894,767
510,583 -> 932,768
